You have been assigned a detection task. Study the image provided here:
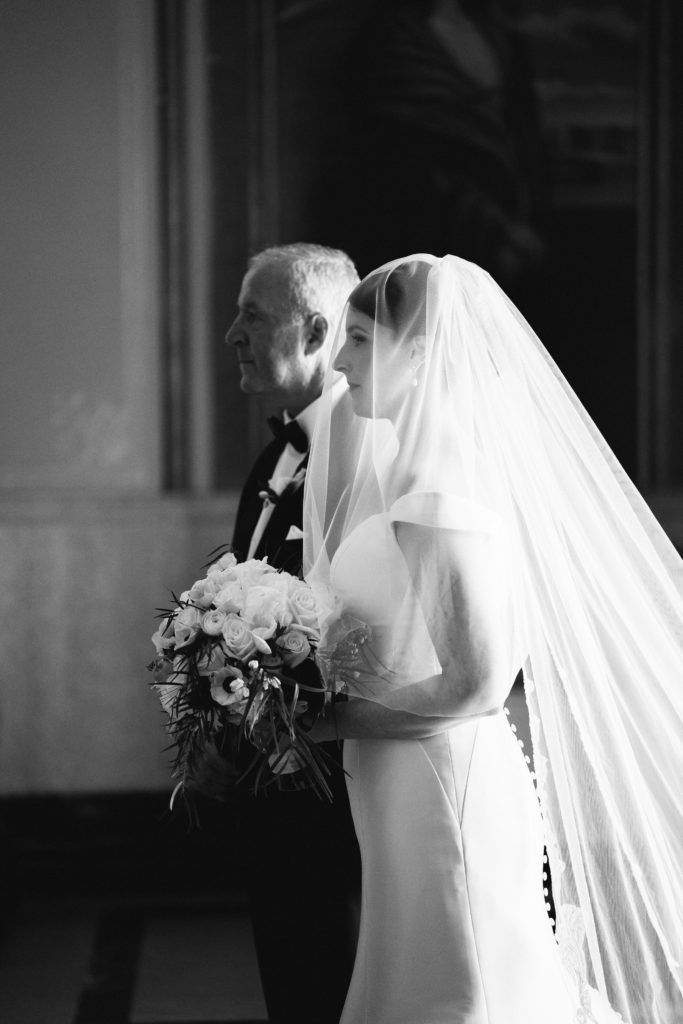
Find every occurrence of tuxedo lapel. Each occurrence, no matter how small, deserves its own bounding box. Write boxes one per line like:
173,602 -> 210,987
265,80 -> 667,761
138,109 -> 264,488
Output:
254,453 -> 308,571
231,438 -> 284,561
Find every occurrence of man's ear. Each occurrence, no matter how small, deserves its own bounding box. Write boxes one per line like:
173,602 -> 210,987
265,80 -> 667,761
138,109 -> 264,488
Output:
305,313 -> 329,353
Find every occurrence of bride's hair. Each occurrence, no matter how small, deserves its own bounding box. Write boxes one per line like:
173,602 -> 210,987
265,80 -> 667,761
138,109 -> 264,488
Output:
348,259 -> 430,335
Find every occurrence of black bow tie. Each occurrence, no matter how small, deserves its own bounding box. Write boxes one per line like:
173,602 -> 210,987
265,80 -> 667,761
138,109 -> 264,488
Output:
267,416 -> 308,454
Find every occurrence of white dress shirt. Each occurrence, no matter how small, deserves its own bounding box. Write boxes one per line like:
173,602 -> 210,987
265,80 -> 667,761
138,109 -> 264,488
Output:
247,397 -> 320,559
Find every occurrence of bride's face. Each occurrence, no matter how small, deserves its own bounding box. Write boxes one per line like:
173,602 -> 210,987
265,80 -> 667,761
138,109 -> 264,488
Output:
334,307 -> 416,419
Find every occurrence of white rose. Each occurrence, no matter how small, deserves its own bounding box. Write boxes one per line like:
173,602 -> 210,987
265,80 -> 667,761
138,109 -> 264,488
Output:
276,626 -> 312,667
214,580 -> 244,614
173,606 -> 203,649
221,613 -> 271,661
187,577 -> 218,608
207,551 -> 238,575
234,557 -> 277,592
202,608 -> 228,635
209,568 -> 235,590
288,579 -> 320,634
252,621 -> 278,649
243,582 -> 292,635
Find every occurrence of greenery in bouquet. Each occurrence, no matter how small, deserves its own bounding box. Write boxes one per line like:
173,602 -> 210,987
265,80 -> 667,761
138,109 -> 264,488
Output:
148,549 -> 335,813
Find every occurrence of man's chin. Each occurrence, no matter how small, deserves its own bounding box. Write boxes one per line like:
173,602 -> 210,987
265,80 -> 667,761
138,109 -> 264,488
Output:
239,373 -> 264,394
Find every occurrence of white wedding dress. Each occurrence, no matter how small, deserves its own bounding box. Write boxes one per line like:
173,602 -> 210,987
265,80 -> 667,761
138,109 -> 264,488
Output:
329,506 -> 623,1024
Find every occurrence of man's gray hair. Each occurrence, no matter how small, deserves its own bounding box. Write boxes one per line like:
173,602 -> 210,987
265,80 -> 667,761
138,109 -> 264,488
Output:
248,243 -> 360,337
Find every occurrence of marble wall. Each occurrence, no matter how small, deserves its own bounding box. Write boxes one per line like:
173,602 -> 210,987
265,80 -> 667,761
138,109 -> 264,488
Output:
0,1 -> 199,795
0,494 -> 238,794
0,0 -> 160,492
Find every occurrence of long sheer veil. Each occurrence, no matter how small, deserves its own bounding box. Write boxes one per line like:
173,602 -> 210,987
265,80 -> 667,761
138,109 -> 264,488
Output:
303,254 -> 683,1024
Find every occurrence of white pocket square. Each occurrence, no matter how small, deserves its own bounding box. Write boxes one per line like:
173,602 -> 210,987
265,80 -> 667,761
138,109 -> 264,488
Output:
285,525 -> 304,542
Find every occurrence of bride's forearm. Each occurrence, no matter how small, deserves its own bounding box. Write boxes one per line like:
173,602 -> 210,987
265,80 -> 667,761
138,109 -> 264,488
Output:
309,701 -> 448,741
309,690 -> 500,741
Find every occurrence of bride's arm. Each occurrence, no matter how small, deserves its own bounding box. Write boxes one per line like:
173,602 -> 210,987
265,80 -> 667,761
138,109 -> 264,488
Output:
310,522 -> 512,741
309,699 -> 492,741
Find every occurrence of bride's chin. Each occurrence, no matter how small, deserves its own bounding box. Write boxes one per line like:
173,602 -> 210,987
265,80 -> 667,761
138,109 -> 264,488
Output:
348,389 -> 372,419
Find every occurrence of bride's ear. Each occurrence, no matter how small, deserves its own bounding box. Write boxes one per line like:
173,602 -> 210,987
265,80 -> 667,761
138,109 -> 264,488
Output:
409,334 -> 427,366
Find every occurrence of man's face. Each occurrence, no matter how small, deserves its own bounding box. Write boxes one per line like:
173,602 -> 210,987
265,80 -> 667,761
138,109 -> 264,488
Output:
225,264 -> 309,399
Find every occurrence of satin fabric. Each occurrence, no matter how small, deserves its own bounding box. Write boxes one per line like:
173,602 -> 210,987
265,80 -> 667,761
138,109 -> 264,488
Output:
333,509 -> 621,1024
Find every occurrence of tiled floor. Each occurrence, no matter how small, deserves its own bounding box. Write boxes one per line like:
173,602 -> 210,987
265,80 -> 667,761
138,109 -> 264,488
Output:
0,684 -> 535,1024
0,787 -> 268,1024
0,894 -> 267,1024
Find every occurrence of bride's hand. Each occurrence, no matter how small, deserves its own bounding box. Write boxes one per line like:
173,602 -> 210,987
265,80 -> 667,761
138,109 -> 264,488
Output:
324,623 -> 404,696
332,647 -> 405,703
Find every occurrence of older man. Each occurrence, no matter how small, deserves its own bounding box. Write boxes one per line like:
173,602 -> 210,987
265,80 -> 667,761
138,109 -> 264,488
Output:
226,243 -> 361,1024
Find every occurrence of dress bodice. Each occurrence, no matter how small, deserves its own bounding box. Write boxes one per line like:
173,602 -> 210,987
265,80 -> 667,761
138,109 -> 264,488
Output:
329,492 -> 506,627
326,493 -> 516,699
328,509 -> 441,688
330,513 -> 410,627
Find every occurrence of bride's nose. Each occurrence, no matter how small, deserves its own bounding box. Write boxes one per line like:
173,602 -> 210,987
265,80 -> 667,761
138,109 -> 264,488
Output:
333,341 -> 350,374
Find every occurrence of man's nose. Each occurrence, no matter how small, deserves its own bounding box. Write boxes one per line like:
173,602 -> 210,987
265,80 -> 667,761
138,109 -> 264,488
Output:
225,317 -> 243,346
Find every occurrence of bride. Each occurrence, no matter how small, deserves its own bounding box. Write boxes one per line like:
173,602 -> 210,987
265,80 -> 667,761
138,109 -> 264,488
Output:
302,255 -> 682,1024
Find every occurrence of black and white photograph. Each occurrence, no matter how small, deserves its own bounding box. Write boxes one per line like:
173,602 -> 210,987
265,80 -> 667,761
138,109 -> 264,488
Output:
1,2 -> 681,1023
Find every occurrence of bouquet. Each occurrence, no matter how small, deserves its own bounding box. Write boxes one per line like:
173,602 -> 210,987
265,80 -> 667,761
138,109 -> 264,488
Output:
148,549 -> 334,812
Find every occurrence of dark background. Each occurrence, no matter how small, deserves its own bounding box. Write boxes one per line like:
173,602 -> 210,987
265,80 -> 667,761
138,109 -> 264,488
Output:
197,0 -> 682,492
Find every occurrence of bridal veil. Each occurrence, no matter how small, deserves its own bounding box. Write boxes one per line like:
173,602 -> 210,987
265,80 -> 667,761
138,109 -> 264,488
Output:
303,254 -> 683,1024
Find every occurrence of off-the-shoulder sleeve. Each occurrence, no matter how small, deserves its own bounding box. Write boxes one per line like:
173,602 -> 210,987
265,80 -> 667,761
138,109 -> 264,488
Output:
389,491 -> 502,533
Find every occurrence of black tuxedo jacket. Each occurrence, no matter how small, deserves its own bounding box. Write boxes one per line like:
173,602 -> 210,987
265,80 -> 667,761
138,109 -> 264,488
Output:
232,436 -> 307,575
231,431 -> 361,1024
